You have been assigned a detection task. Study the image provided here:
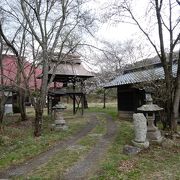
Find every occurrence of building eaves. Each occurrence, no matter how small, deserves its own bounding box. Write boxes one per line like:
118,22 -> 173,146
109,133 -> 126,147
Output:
104,64 -> 177,88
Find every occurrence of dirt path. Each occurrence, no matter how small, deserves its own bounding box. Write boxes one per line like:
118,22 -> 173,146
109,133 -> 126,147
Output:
0,114 -> 98,178
62,114 -> 117,180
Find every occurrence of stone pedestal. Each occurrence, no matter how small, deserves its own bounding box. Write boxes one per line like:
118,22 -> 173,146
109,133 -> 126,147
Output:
146,115 -> 162,143
132,113 -> 149,148
52,103 -> 68,131
132,140 -> 149,148
53,119 -> 68,131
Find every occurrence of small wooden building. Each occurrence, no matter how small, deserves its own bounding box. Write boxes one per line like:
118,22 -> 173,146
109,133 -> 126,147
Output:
47,54 -> 93,115
104,57 -> 177,117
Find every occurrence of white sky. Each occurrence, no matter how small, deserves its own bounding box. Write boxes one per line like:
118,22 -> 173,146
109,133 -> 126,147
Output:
90,0 -> 143,40
81,0 -> 180,72
93,0 -> 144,42
87,0 -> 180,55
96,23 -> 138,42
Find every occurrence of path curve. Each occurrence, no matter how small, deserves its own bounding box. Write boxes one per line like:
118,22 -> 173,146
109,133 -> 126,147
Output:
0,114 -> 98,178
63,114 -> 117,180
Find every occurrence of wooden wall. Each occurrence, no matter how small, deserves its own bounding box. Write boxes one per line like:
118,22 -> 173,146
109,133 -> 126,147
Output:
117,85 -> 145,116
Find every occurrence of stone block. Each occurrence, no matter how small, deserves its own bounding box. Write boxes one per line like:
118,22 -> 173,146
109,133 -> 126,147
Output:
123,145 -> 141,155
55,119 -> 66,125
55,125 -> 68,131
133,113 -> 147,142
132,139 -> 149,149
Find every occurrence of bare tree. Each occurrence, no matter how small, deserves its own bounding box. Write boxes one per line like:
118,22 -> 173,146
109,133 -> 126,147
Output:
0,35 -> 5,128
0,0 -> 94,136
18,0 -> 95,136
173,48 -> 180,127
108,0 -> 180,131
0,21 -> 29,121
0,0 -> 32,121
0,6 -> 30,125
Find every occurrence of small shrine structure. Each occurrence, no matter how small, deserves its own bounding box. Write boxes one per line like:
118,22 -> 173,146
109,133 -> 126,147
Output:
47,54 -> 93,115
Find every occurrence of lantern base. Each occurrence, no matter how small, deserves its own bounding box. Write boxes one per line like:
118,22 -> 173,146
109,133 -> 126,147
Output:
147,129 -> 163,144
132,139 -> 149,149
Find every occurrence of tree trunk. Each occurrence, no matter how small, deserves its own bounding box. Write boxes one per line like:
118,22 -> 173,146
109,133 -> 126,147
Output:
166,93 -> 173,128
34,100 -> 43,137
154,0 -> 174,129
172,81 -> 179,131
163,70 -> 174,129
19,89 -> 27,121
0,35 -> 5,126
0,92 -> 5,132
0,101 -> 4,124
0,104 -> 4,133
172,50 -> 180,132
84,94 -> 88,109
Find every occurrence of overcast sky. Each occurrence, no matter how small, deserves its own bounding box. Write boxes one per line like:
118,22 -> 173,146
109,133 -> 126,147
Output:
81,0 -> 180,71
87,0 -> 180,55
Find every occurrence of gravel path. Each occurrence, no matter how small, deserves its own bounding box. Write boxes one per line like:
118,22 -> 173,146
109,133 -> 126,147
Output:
62,114 -> 117,180
0,114 -> 98,178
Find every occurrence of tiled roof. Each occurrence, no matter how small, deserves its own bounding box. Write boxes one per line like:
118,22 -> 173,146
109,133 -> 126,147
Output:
48,54 -> 93,78
104,64 -> 177,88
124,56 -> 161,73
48,63 -> 93,77
124,52 -> 178,73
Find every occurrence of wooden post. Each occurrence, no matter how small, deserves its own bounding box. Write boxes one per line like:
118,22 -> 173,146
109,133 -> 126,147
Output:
103,88 -> 106,109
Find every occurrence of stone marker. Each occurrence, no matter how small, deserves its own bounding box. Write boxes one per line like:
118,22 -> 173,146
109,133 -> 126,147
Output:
161,138 -> 175,149
123,145 -> 141,155
132,113 -> 149,148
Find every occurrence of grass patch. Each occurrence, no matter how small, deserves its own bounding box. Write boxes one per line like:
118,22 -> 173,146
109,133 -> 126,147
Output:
0,110 -> 88,170
22,115 -> 107,179
1,103 -> 179,180
91,120 -> 180,180
78,115 -> 106,148
91,121 -> 134,180
86,103 -> 118,119
26,148 -> 87,179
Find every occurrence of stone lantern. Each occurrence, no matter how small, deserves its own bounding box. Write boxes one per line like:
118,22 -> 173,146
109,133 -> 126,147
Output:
137,90 -> 163,143
52,102 -> 68,131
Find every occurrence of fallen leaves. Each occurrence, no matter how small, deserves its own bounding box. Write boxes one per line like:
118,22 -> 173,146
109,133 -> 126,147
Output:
118,159 -> 137,172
